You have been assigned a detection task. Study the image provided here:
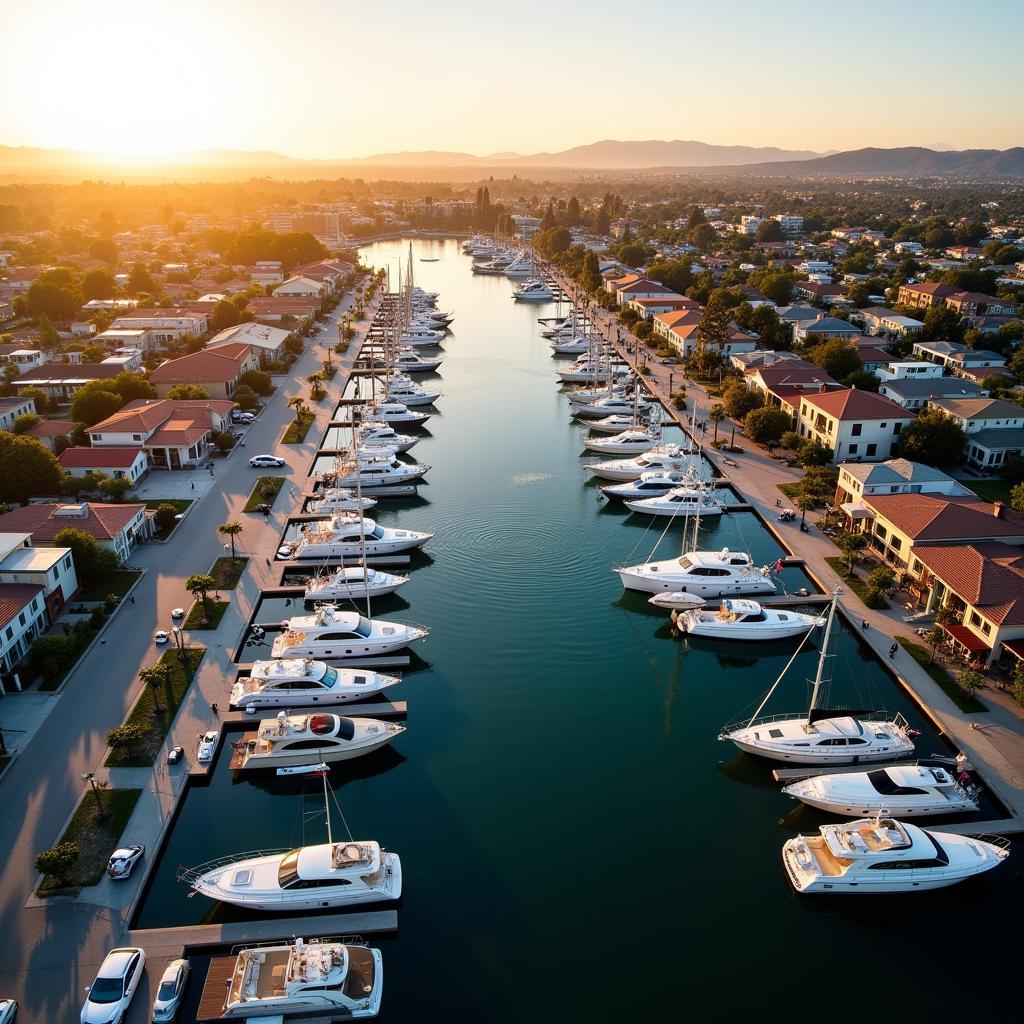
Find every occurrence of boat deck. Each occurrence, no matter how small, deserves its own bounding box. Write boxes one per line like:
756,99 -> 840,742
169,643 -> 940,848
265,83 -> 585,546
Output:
196,955 -> 235,1021
228,734 -> 257,769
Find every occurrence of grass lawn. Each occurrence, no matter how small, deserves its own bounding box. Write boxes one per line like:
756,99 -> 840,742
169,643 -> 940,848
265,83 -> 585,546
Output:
898,640 -> 989,714
77,570 -> 141,603
778,482 -> 803,500
183,599 -> 229,630
104,648 -> 205,767
959,478 -> 1012,503
824,557 -> 889,609
37,787 -> 142,894
282,411 -> 316,444
211,556 -> 248,589
144,498 -> 195,540
244,476 -> 285,512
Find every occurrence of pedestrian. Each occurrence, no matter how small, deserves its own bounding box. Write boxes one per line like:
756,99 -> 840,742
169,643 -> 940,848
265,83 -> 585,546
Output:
130,594 -> 135,605
211,702 -> 219,715
888,642 -> 898,659
265,557 -> 271,567
191,481 -> 195,490
860,618 -> 868,630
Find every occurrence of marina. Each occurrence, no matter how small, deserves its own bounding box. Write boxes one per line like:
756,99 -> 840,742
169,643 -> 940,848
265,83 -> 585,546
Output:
130,238 -> 1018,1021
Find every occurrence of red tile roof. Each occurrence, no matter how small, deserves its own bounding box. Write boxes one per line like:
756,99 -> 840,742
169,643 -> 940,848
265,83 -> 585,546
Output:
0,502 -> 144,543
25,419 -> 77,438
801,388 -> 912,420
149,345 -> 253,385
59,447 -> 145,470
0,583 -> 43,630
88,398 -> 236,436
865,493 -> 1024,542
914,543 -> 1024,625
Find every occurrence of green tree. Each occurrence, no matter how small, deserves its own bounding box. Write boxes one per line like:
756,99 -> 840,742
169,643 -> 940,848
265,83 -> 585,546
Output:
88,237 -> 118,265
0,433 -> 63,503
111,371 -> 155,403
35,842 -> 80,886
36,314 -> 61,351
217,520 -> 243,559
106,722 -> 148,760
837,530 -> 868,573
959,668 -> 984,698
566,196 -> 582,224
796,492 -> 816,525
919,303 -> 965,343
17,385 -> 52,414
747,269 -> 794,306
722,381 -> 764,419
867,565 -> 897,593
11,412 -> 40,434
287,395 -> 307,420
164,383 -> 211,400
185,573 -> 216,619
1011,482 -> 1024,516
898,408 -> 966,467
284,335 -> 303,356
688,223 -> 717,251
139,662 -> 170,715
646,259 -> 693,295
798,439 -> 834,466
70,385 -> 123,427
127,262 -> 157,296
81,268 -> 115,300
805,337 -> 862,380
210,299 -> 242,332
213,430 -> 236,453
709,403 -> 726,441
687,206 -> 707,228
98,476 -> 133,501
743,406 -> 793,446
53,526 -> 119,582
756,220 -> 785,243
153,503 -> 179,533
27,279 -> 82,323
924,625 -> 946,665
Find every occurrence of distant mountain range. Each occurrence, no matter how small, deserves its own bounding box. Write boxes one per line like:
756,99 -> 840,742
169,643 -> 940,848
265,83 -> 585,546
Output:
0,141 -> 1022,180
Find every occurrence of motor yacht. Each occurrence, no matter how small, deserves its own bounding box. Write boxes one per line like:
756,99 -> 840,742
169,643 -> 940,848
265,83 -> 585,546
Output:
230,660 -> 401,710
616,547 -> 777,596
213,937 -> 383,1019
623,486 -> 725,517
306,488 -> 378,515
583,428 -> 663,455
356,423 -> 419,452
573,394 -> 651,420
386,379 -> 441,407
271,608 -> 428,659
782,817 -> 1008,893
333,454 -> 430,487
398,326 -> 445,347
586,444 -> 695,481
304,566 -> 409,601
504,255 -> 534,278
565,382 -> 633,407
393,350 -> 443,374
782,765 -> 981,818
550,336 -> 595,355
230,713 -> 405,770
512,279 -> 554,301
282,515 -> 431,560
353,402 -> 430,430
556,361 -> 629,383
587,414 -> 649,435
675,599 -> 825,640
601,470 -> 701,501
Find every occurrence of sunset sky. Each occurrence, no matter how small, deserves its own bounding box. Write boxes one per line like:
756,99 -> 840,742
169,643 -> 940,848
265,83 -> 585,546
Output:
1,0 -> 1021,160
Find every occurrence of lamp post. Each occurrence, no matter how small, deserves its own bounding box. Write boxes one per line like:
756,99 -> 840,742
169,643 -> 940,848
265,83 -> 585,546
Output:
669,371 -> 674,395
82,772 -> 103,815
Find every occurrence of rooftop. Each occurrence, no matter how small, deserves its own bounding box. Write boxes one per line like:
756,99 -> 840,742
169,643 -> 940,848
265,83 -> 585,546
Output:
914,543 -> 1024,625
928,398 -> 1024,420
801,388 -> 911,421
864,492 -> 1024,541
0,502 -> 145,543
0,583 -> 44,631
59,447 -> 146,470
840,458 -> 961,487
149,344 -> 254,384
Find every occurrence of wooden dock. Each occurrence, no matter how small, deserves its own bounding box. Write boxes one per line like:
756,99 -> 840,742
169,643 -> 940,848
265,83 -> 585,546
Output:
759,594 -> 832,609
277,554 -> 412,567
771,759 -> 942,782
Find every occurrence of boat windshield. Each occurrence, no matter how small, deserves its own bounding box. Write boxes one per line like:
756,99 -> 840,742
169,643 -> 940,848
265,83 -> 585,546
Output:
321,667 -> 339,688
867,770 -> 927,796
354,616 -> 373,638
278,849 -> 301,888
369,525 -> 385,540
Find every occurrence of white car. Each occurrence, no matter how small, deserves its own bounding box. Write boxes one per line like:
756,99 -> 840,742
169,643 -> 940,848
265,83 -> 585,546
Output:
106,844 -> 144,880
249,455 -> 285,468
81,947 -> 145,1024
197,731 -> 218,763
170,608 -> 184,620
0,1000 -> 16,1024
153,630 -> 169,645
151,959 -> 189,1023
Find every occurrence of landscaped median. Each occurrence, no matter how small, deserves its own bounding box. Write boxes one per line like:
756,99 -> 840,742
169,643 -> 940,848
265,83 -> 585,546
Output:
282,410 -> 316,444
36,787 -> 142,896
144,498 -> 194,540
243,476 -> 284,512
104,647 -> 205,768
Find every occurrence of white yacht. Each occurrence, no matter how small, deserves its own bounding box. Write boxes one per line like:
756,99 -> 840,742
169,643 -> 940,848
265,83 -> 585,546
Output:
393,350 -> 443,374
623,486 -> 725,517
573,394 -> 651,420
557,361 -> 629,384
675,599 -> 825,641
387,380 -> 440,407
504,255 -> 534,277
282,516 -> 431,559
306,488 -> 378,515
566,383 -> 633,407
550,336 -> 593,355
512,279 -> 554,301
583,428 -> 663,456
398,326 -> 445,346
647,592 -> 707,611
541,314 -> 583,338
586,445 -> 694,481
230,660 -> 400,710
271,608 -> 428,659
601,470 -> 698,501
357,422 -> 418,452
215,937 -> 382,1019
719,594 -> 916,765
782,817 -> 1008,894
361,402 -> 430,429
230,713 -> 405,770
586,414 -> 647,435
304,566 -> 409,601
617,548 -> 777,596
333,454 -> 430,487
782,765 -> 980,818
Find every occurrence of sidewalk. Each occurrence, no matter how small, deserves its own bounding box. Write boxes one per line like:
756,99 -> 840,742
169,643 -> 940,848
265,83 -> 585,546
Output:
546,262 -> 1024,822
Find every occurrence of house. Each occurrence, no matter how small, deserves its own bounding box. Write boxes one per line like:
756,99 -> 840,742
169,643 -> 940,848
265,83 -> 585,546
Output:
23,419 -> 77,450
0,348 -> 46,371
835,459 -> 973,505
773,214 -> 804,234
853,345 -> 894,373
0,532 -> 79,625
273,276 -> 324,299
612,278 -> 678,305
0,395 -> 37,431
12,363 -> 123,403
87,398 -> 236,470
294,259 -> 354,292
249,266 -> 285,286
627,295 -> 697,320
859,307 -> 925,337
796,388 -> 915,462
0,583 -> 48,681
92,327 -> 160,354
652,309 -> 702,343
797,317 -> 862,344
0,501 -> 154,564
908,543 -> 1024,665
928,397 -> 1024,471
663,321 -> 757,360
945,246 -> 983,261
109,309 -> 208,345
730,350 -> 812,372
896,282 -> 957,309
246,297 -> 320,327
911,340 -> 1007,377
776,304 -> 827,341
748,367 -> 842,421
878,371 -> 987,410
59,446 -> 149,484
793,281 -> 846,304
149,343 -> 260,399
0,300 -> 13,322
207,323 -> 292,364
944,291 -> 1018,317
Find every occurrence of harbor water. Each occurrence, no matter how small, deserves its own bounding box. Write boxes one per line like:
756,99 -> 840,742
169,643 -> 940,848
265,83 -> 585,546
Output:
138,238 -> 1018,1021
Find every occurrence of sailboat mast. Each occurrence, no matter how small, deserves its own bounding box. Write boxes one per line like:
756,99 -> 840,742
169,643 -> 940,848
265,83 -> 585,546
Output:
322,767 -> 333,845
808,591 -> 840,723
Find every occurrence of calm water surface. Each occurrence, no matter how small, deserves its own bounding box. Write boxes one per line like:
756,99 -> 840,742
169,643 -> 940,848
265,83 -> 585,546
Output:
141,239 -> 1018,1021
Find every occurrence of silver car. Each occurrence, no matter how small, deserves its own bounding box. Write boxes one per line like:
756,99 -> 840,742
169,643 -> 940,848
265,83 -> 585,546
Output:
81,947 -> 146,1024
151,959 -> 189,1023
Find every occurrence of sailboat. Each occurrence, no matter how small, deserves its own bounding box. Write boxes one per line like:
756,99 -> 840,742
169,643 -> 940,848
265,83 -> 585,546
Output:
718,592 -> 916,764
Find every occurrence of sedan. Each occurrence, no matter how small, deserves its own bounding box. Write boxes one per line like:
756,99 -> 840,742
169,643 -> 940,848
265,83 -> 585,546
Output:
81,947 -> 145,1024
153,631 -> 169,645
249,455 -> 285,468
170,608 -> 185,620
106,845 -> 145,880
151,959 -> 190,1023
197,731 -> 218,763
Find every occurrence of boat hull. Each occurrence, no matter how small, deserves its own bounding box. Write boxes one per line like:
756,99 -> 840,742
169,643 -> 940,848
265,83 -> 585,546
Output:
238,731 -> 400,769
783,792 -> 978,817
272,632 -> 426,659
616,564 -> 776,596
677,620 -> 818,641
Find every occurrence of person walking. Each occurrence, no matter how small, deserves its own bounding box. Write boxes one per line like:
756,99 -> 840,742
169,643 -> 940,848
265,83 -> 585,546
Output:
888,642 -> 898,659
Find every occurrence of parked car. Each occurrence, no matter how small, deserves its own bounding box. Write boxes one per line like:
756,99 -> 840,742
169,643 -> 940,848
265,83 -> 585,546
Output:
249,455 -> 285,468
167,745 -> 184,765
170,608 -> 184,620
0,999 -> 17,1024
153,630 -> 169,645
197,731 -> 218,763
106,845 -> 145,880
151,959 -> 190,1023
81,947 -> 145,1024
231,411 -> 255,424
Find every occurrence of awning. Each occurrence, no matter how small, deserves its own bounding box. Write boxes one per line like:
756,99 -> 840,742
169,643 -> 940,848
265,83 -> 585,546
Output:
1001,638 -> 1024,660
840,502 -> 873,519
941,623 -> 991,653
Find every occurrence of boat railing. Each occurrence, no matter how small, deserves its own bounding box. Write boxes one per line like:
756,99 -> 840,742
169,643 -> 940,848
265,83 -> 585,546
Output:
959,833 -> 1011,852
177,849 -> 291,885
719,709 -> 912,739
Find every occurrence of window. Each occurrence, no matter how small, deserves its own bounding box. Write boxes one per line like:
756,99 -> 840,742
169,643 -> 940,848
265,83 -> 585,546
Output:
866,444 -> 877,457
890,537 -> 902,550
969,611 -> 982,628
851,423 -> 862,437
64,555 -> 72,570
848,444 -> 858,455
893,423 -> 903,434
18,612 -> 25,626
4,627 -> 11,641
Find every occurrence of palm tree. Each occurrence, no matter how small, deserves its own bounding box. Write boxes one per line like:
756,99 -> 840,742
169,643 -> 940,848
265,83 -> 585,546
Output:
217,520 -> 243,560
709,403 -> 726,442
139,661 -> 170,715
185,573 -> 216,620
287,396 -> 307,421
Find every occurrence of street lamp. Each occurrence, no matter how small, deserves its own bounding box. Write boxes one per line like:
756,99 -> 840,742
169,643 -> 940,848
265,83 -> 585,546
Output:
81,772 -> 103,815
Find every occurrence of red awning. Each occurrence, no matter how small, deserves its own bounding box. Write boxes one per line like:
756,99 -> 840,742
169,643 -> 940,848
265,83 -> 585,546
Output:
941,623 -> 991,653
